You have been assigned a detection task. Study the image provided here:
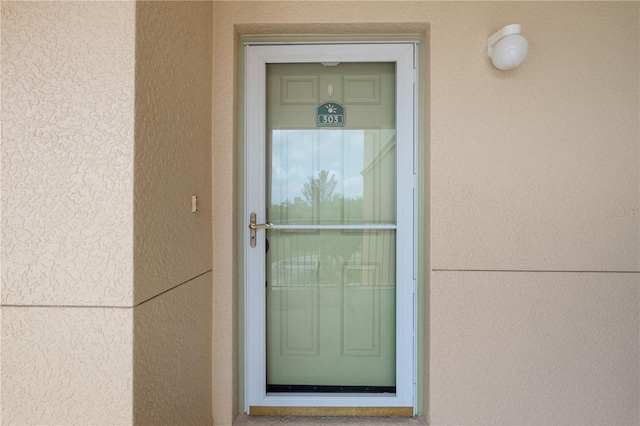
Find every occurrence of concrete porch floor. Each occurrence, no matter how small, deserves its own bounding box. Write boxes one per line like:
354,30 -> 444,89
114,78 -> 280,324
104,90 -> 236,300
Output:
233,415 -> 427,425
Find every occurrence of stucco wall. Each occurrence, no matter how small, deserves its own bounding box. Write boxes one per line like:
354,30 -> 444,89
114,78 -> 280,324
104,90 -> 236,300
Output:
134,272 -> 213,425
1,0 -> 135,307
2,1 -> 213,424
211,1 -> 639,425
1,2 -> 136,424
430,2 -> 639,272
1,306 -> 134,424
134,0 -> 213,305
133,2 -> 213,424
431,271 -> 639,425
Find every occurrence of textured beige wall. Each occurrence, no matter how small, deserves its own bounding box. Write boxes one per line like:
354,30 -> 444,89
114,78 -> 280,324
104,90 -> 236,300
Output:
134,272 -> 213,425
430,2 -> 639,272
1,1 -> 136,307
134,0 -> 213,304
1,307 -> 134,424
2,1 -> 214,424
431,271 -> 639,425
1,2 -> 137,424
212,1 -> 639,424
133,2 -> 213,424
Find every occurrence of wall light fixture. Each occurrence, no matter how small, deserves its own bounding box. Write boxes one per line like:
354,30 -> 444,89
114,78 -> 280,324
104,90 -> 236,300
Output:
487,24 -> 528,70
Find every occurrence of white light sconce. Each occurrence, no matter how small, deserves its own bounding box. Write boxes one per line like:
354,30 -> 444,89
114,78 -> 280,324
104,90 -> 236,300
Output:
487,24 -> 528,70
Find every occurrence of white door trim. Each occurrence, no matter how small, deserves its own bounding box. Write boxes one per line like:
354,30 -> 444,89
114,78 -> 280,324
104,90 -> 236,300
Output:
243,42 -> 418,414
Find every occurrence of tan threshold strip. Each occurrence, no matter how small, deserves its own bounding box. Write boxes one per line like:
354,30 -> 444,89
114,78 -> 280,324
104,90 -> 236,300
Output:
250,406 -> 413,417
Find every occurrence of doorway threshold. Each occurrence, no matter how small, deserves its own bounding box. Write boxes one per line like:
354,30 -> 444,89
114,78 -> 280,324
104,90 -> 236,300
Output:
234,414 -> 426,425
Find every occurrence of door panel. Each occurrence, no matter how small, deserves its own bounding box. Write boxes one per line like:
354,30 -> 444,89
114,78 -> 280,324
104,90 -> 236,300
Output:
266,63 -> 396,391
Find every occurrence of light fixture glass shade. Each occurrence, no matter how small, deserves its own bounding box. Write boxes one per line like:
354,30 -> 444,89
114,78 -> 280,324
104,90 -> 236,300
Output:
487,24 -> 529,70
491,34 -> 528,70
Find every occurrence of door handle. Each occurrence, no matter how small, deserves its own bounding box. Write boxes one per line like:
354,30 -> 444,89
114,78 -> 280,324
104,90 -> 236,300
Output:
249,212 -> 272,248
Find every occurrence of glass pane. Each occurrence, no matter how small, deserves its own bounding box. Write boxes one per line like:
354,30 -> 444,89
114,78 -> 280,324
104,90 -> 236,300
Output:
269,129 -> 396,226
266,230 -> 396,389
265,62 -> 397,393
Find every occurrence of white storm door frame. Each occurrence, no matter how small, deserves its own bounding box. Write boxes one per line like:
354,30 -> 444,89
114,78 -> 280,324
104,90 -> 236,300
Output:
244,42 -> 418,413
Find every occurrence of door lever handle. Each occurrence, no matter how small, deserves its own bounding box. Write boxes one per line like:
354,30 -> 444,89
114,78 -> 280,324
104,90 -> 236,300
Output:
248,222 -> 272,230
249,212 -> 272,248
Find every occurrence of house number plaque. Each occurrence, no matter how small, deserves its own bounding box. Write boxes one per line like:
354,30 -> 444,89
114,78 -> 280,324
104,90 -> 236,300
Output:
316,102 -> 345,127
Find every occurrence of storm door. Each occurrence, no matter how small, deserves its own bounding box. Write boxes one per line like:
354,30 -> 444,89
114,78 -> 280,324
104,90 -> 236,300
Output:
244,43 -> 417,415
